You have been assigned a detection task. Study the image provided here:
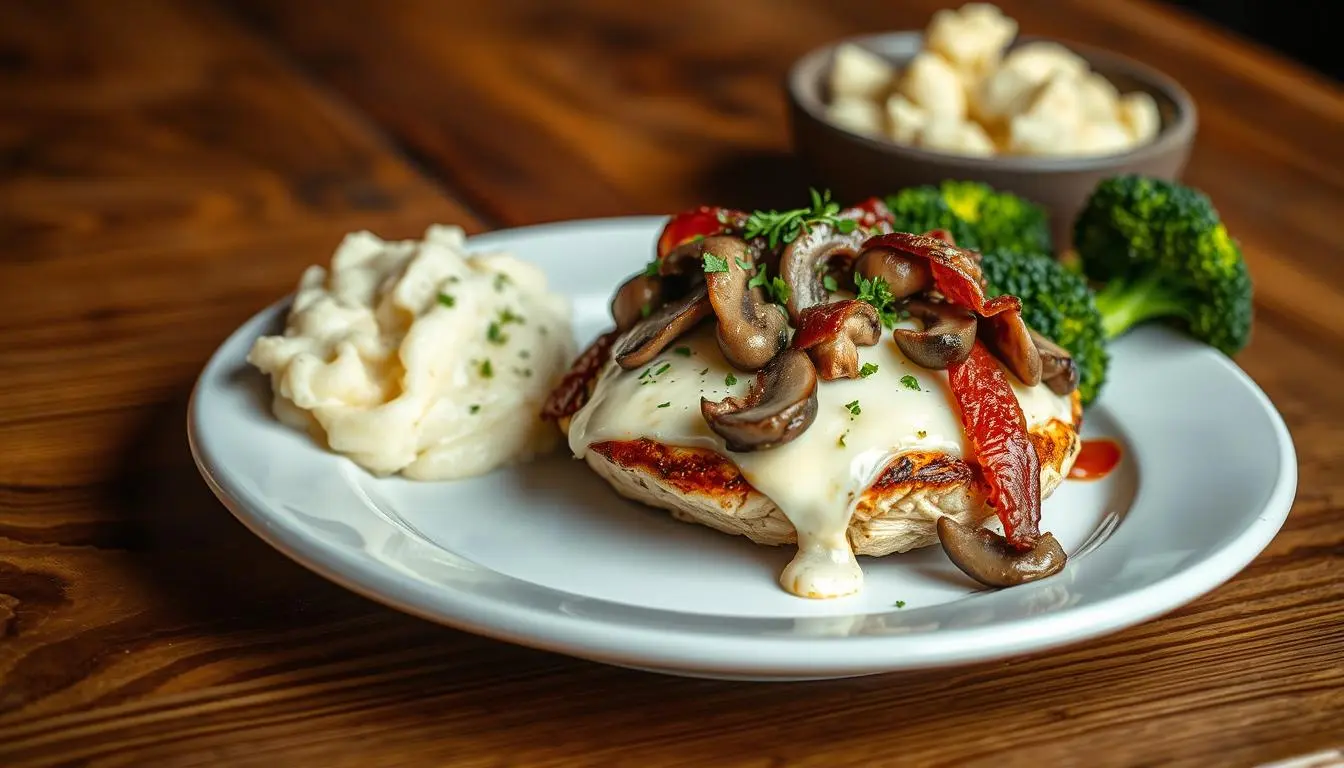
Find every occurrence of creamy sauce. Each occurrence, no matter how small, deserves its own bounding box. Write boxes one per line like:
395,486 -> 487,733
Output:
568,319 -> 1073,599
248,225 -> 575,480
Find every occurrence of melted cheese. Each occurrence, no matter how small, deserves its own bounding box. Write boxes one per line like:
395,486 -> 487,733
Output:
568,320 -> 1073,599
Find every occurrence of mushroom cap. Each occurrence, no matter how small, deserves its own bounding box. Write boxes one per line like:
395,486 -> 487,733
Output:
612,284 -> 713,370
792,299 -> 882,380
936,516 -> 1067,588
701,348 -> 819,452
778,225 -> 870,323
893,298 -> 977,370
701,236 -> 789,371
610,273 -> 663,333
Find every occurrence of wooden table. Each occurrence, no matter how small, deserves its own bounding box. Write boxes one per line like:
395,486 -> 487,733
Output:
2,1 -> 1341,765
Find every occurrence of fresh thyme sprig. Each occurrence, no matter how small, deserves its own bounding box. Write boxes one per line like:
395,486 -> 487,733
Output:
742,188 -> 858,248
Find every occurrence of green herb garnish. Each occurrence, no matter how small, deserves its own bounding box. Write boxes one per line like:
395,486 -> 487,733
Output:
643,259 -> 660,278
855,274 -> 901,328
640,302 -> 652,318
479,359 -> 494,378
702,251 -> 730,273
493,273 -> 510,292
499,308 -> 525,325
917,429 -> 928,439
743,188 -> 858,248
767,276 -> 791,305
486,321 -> 508,345
655,362 -> 671,376
437,292 -> 456,308
673,346 -> 692,357
699,367 -> 710,375
725,372 -> 738,386
900,375 -> 921,391
822,275 -> 839,292
657,401 -> 671,408
734,256 -> 751,270
838,431 -> 848,448
859,362 -> 879,378
845,400 -> 861,416
468,404 -> 480,414
894,600 -> 906,609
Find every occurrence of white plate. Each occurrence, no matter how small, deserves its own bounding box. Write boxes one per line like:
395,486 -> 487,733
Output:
189,217 -> 1297,681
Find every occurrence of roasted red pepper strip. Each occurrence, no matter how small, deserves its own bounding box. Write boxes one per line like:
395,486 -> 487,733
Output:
947,340 -> 1043,548
541,329 -> 621,420
656,206 -> 749,259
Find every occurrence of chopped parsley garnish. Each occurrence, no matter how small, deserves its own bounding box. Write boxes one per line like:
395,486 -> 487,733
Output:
894,600 -> 906,609
916,429 -> 928,439
657,401 -> 671,408
486,321 -> 508,345
747,269 -> 768,291
639,366 -> 654,380
655,362 -> 671,376
734,256 -> 751,270
822,275 -> 839,292
767,276 -> 791,305
479,359 -> 494,378
725,372 -> 738,386
468,404 -> 481,414
699,367 -> 710,375
498,308 -> 525,325
844,400 -> 861,416
640,302 -> 653,318
702,251 -> 730,273
519,350 -> 530,359
493,273 -> 510,292
855,274 -> 901,328
859,362 -> 879,378
742,188 -> 858,248
673,346 -> 692,356
837,430 -> 848,448
437,292 -> 456,308
900,374 -> 921,391
643,258 -> 660,278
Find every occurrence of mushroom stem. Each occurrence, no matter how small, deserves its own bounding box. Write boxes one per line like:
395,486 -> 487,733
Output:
936,516 -> 1067,588
701,349 -> 819,452
893,299 -> 977,369
612,284 -> 713,370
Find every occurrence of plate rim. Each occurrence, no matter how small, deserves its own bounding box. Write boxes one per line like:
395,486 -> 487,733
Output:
188,215 -> 1299,678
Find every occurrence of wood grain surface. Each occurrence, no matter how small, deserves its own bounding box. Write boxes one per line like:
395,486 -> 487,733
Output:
1,0 -> 1341,766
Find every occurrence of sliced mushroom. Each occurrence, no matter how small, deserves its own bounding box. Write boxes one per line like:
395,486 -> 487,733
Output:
703,237 -> 789,370
778,224 -> 868,323
610,273 -> 663,332
701,349 -> 819,452
980,311 -> 1043,386
792,300 -> 881,380
613,283 -> 713,370
1031,329 -> 1079,396
893,299 -> 977,370
936,516 -> 1067,588
853,247 -> 934,300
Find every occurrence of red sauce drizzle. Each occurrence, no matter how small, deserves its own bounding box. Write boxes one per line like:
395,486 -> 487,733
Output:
1069,439 -> 1122,481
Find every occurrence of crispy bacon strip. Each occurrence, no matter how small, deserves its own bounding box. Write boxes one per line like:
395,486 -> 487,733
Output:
541,329 -> 620,420
790,299 -> 863,351
947,341 -> 1043,548
861,231 -> 1020,316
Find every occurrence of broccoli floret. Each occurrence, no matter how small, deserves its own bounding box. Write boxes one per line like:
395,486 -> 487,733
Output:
883,186 -> 979,248
884,181 -> 1052,255
1074,175 -> 1253,356
980,248 -> 1110,406
939,180 -> 1053,255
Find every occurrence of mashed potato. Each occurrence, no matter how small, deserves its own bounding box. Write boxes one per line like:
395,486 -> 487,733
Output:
247,224 -> 575,480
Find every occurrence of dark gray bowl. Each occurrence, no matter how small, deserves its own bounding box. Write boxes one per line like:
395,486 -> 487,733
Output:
787,32 -> 1197,252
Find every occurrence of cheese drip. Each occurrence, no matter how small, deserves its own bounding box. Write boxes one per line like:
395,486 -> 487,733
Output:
567,321 -> 1072,598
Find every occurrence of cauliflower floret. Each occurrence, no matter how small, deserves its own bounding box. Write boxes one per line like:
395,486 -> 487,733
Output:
829,43 -> 897,101
899,51 -> 968,121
